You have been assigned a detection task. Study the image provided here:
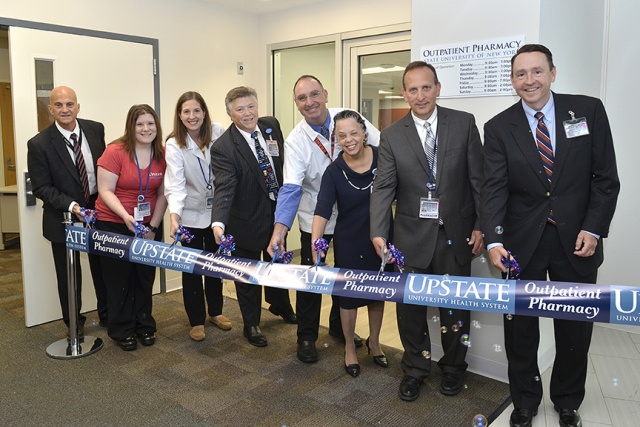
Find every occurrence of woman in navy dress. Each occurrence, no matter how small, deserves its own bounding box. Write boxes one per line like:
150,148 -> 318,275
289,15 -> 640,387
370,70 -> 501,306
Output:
312,110 -> 392,378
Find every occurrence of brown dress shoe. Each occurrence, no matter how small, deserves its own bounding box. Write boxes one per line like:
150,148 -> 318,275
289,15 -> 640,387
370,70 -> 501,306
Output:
209,315 -> 232,330
189,325 -> 205,341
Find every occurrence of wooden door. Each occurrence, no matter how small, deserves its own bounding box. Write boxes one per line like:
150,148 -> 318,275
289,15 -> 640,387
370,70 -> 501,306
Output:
0,82 -> 16,186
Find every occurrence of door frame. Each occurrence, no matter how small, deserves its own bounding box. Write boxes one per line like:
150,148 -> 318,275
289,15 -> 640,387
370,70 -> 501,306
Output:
267,23 -> 411,115
342,32 -> 411,111
1,18 -> 166,327
0,17 -> 160,115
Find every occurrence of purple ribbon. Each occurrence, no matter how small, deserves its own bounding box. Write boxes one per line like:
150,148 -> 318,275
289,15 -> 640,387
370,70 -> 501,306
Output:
387,243 -> 405,273
217,234 -> 236,256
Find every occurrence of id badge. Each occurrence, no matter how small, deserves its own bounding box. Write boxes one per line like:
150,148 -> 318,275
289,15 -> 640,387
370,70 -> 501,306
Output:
563,117 -> 589,138
133,207 -> 143,222
267,139 -> 279,156
419,196 -> 439,219
204,187 -> 213,210
137,201 -> 151,219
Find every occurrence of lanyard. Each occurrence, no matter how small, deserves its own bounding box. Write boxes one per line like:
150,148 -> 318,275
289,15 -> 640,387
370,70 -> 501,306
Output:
134,148 -> 153,201
313,129 -> 335,161
197,156 -> 212,190
63,131 -> 83,152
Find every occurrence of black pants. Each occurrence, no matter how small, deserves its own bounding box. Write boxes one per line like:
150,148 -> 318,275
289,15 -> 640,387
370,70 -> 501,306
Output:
505,223 -> 595,410
233,246 -> 292,327
295,230 -> 341,342
397,226 -> 471,379
51,241 -> 85,326
96,220 -> 159,340
180,226 -> 224,326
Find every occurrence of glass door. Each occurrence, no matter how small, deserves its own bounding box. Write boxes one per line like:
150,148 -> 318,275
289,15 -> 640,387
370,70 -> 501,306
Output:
344,35 -> 410,131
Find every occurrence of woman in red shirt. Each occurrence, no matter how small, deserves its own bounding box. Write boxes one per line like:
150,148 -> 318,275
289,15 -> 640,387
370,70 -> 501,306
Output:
96,104 -> 167,351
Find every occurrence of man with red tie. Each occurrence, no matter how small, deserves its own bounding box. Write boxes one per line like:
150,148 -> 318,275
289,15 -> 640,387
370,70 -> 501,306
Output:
27,86 -> 108,338
481,44 -> 620,427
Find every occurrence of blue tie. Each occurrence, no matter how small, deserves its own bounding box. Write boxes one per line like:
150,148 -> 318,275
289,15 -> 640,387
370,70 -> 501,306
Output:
320,125 -> 330,140
251,131 -> 279,201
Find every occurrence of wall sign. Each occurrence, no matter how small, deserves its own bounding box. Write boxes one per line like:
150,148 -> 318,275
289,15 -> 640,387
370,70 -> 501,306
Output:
421,35 -> 525,98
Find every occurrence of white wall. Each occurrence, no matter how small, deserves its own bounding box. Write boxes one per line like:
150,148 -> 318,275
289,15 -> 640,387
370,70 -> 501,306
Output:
0,0 -> 263,288
539,0 -> 605,98
411,0 -> 540,131
411,0 -> 543,381
598,0 -> 639,290
0,0 -> 261,137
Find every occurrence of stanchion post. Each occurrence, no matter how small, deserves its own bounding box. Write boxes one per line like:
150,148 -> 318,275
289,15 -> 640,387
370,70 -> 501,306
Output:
46,212 -> 104,359
64,212 -> 81,355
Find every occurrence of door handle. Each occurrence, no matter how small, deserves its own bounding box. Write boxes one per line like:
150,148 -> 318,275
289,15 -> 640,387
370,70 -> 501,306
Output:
7,157 -> 15,171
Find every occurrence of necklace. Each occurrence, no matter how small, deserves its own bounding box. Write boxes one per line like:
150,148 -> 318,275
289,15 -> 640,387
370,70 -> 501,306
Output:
342,169 -> 375,191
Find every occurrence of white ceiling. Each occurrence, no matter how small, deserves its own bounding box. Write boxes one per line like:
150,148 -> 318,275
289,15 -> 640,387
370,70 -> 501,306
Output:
196,0 -> 323,14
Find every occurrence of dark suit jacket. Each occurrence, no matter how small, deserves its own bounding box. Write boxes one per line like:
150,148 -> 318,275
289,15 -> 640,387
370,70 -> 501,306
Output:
210,117 -> 284,252
481,93 -> 620,275
370,107 -> 484,269
27,119 -> 106,243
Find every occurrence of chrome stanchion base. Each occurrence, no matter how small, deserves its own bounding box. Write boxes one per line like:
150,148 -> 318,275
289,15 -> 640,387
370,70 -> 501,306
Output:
46,336 -> 104,359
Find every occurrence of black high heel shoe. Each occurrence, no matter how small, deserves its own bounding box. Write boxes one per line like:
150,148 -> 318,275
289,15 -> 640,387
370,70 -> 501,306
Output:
344,362 -> 360,377
344,351 -> 360,377
366,337 -> 389,368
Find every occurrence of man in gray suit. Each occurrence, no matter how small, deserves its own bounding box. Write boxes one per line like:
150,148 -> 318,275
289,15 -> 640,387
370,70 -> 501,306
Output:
370,61 -> 484,400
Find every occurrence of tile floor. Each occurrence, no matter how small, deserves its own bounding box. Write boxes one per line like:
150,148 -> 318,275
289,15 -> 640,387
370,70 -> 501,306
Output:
490,323 -> 640,427
223,283 -> 640,427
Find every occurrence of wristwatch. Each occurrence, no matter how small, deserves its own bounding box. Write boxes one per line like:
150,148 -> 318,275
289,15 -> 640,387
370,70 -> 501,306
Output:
148,225 -> 159,233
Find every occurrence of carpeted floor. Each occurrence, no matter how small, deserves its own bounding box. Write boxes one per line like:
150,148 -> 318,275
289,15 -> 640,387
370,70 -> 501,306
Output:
0,245 -> 510,426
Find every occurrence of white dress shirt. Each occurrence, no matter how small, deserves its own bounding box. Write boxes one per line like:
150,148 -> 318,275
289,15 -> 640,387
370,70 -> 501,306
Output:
164,122 -> 224,229
56,120 -> 97,212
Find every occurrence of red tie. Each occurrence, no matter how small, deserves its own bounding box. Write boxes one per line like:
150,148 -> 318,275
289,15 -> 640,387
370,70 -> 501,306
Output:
71,133 -> 90,204
535,112 -> 555,224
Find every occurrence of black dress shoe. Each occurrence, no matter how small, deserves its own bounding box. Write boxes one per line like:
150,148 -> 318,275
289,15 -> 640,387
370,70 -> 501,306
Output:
365,337 -> 388,368
328,329 -> 364,348
297,340 -> 318,363
116,336 -> 137,351
554,406 -> 582,427
398,376 -> 421,401
99,318 -> 108,328
440,372 -> 464,396
268,305 -> 298,324
243,326 -> 268,347
344,363 -> 360,378
509,408 -> 538,427
137,332 -> 156,346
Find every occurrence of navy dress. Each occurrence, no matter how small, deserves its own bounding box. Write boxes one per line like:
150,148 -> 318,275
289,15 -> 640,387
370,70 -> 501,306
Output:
315,146 -> 393,309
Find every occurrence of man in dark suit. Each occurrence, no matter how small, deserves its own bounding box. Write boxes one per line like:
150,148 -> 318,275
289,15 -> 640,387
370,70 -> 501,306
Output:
481,44 -> 620,427
210,86 -> 294,347
27,85 -> 108,337
370,61 -> 484,400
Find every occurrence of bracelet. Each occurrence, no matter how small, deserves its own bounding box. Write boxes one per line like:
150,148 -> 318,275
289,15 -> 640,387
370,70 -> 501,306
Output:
148,225 -> 159,233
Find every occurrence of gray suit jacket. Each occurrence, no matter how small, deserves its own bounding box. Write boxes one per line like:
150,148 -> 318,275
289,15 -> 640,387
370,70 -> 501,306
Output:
27,119 -> 105,243
210,117 -> 284,252
370,107 -> 483,269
